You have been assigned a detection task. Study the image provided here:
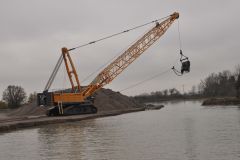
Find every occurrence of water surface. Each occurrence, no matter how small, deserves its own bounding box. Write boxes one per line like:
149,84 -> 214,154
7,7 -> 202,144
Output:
0,101 -> 240,160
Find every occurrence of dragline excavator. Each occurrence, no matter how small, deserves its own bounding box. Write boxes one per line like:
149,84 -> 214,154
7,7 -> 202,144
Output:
37,12 -> 179,116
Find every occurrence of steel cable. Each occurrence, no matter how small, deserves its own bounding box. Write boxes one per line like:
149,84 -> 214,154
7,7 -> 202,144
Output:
69,15 -> 170,51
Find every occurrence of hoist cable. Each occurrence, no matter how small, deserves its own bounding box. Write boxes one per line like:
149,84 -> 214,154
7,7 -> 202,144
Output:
177,19 -> 182,50
68,15 -> 170,51
171,19 -> 191,76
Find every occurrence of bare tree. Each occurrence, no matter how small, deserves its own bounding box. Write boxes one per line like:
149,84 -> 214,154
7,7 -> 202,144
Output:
28,92 -> 37,103
234,64 -> 240,77
163,89 -> 168,96
2,85 -> 26,108
169,88 -> 180,97
236,74 -> 240,98
234,65 -> 240,98
169,88 -> 174,96
189,85 -> 196,95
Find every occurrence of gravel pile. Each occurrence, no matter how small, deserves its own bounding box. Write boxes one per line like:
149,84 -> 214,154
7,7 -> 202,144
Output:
8,88 -> 143,117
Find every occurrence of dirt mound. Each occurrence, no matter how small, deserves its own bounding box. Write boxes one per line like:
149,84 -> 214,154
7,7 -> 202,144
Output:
94,88 -> 143,112
8,102 -> 47,117
8,88 -> 143,117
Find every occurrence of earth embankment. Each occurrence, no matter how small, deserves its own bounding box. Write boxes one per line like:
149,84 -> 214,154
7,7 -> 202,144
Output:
0,88 -> 144,132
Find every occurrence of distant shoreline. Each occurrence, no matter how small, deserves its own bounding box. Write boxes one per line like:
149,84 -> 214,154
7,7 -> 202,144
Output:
134,97 -> 205,104
135,96 -> 240,106
202,97 -> 240,106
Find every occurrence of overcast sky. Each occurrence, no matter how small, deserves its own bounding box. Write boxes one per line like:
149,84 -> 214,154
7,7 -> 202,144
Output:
0,0 -> 239,97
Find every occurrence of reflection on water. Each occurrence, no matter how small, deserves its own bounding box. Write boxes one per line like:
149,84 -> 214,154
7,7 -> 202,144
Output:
183,116 -> 198,160
0,101 -> 240,160
37,120 -> 125,160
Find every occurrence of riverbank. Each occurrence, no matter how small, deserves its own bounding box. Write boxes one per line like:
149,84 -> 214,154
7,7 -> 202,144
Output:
202,97 -> 240,106
0,108 -> 144,133
0,88 -> 147,132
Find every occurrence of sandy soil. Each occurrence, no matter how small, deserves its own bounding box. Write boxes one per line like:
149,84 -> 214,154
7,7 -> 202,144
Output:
5,88 -> 143,117
0,111 -> 9,119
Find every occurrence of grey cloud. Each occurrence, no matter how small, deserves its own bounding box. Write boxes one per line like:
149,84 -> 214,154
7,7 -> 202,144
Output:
0,0 -> 240,96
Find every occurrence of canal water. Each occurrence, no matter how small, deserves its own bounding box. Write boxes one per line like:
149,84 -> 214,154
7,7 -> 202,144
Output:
0,101 -> 240,160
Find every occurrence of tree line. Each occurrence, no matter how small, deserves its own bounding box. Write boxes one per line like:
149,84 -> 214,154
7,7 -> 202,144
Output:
198,65 -> 240,97
0,85 -> 37,109
134,65 -> 240,103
